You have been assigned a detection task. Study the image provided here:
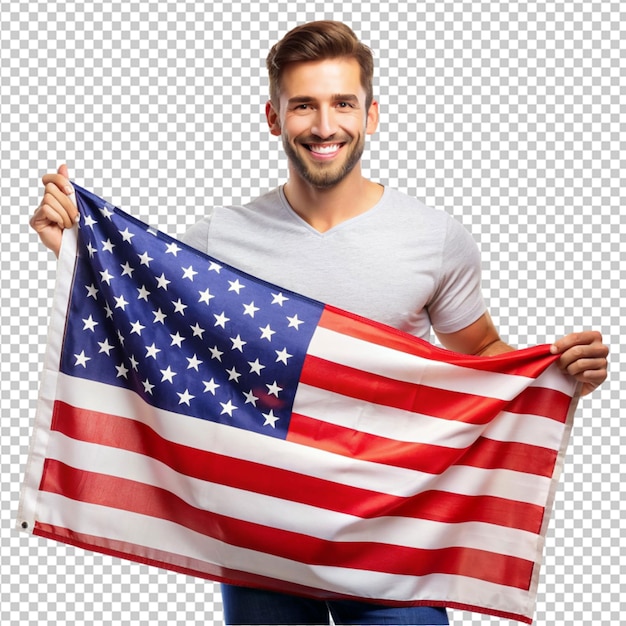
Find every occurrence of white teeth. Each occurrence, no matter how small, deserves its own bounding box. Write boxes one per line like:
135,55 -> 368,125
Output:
309,144 -> 341,154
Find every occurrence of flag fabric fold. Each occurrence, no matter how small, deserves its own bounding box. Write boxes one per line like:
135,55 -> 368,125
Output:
18,184 -> 579,623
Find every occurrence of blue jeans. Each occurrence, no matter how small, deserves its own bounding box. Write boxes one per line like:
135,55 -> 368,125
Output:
221,584 -> 449,625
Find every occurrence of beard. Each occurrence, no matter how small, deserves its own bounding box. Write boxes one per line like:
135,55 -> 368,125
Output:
281,133 -> 365,189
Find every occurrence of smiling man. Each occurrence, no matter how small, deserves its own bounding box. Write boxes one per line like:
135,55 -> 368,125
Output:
31,20 -> 608,626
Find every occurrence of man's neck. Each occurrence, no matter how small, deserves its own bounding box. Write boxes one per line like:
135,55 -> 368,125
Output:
283,168 -> 384,233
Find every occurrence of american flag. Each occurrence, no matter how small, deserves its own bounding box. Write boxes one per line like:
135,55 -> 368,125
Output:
19,184 -> 579,623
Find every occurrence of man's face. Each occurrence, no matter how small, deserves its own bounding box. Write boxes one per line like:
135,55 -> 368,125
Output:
267,58 -> 378,189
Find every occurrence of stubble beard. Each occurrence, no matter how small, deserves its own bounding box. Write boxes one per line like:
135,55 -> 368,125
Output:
282,134 -> 365,190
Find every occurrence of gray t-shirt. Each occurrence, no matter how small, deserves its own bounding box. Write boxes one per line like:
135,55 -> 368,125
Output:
182,186 -> 486,342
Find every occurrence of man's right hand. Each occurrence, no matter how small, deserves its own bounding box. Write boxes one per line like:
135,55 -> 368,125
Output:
30,164 -> 78,257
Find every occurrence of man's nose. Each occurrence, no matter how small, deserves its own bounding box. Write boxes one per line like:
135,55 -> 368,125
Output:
310,107 -> 338,139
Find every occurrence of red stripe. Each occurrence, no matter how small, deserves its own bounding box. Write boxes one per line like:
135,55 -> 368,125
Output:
288,412 -> 559,477
39,459 -> 535,589
50,401 -> 544,531
31,522 -> 531,623
300,354 -> 569,423
320,306 -> 558,378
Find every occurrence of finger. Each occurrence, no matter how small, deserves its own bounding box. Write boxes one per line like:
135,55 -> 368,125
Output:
550,330 -> 604,355
41,172 -> 74,197
58,163 -> 69,179
41,182 -> 78,223
561,356 -> 608,379
38,188 -> 76,229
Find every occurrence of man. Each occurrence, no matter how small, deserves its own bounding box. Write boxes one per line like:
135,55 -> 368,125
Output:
30,20 -> 608,626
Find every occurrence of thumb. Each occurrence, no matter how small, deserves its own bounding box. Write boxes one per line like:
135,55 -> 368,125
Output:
58,163 -> 70,179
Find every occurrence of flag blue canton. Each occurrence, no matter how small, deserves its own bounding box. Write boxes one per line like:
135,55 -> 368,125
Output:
60,185 -> 324,439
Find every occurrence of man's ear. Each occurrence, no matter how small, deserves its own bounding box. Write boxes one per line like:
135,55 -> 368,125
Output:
365,100 -> 380,135
265,100 -> 282,136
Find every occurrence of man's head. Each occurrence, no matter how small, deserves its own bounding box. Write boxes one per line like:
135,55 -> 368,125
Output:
265,22 -> 378,190
266,21 -> 374,111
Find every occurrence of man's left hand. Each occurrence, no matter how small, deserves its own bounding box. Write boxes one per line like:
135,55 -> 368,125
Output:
550,331 -> 609,396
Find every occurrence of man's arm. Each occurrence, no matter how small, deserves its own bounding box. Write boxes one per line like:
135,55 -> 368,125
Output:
436,312 -> 608,396
436,312 -> 514,356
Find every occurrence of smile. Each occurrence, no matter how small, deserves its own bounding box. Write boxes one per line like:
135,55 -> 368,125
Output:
304,143 -> 345,159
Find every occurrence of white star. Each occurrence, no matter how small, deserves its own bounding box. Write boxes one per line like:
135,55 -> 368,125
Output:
259,324 -> 276,341
138,251 -> 153,266
248,358 -> 265,375
83,214 -> 97,229
243,390 -> 259,406
186,354 -> 203,371
129,354 -> 139,370
97,339 -> 115,355
226,366 -> 241,382
266,381 -> 283,397
137,285 -> 150,301
209,346 -> 223,361
100,205 -> 114,219
160,366 -> 177,383
219,400 -> 237,416
182,265 -> 198,281
172,298 -> 188,315
262,410 -> 279,428
165,242 -> 181,256
214,312 -> 230,328
228,279 -> 245,294
177,389 -> 195,406
114,294 -> 129,310
275,348 -> 293,365
170,332 -> 185,347
230,334 -> 247,352
85,284 -> 99,299
208,261 -> 222,272
99,268 -> 114,285
155,273 -> 171,289
86,242 -> 97,257
271,292 -> 289,306
153,308 -> 167,324
130,320 -> 145,335
115,362 -> 129,379
198,288 -> 215,305
287,314 -> 305,330
121,262 -> 135,278
142,379 -> 155,395
102,239 -> 115,253
104,303 -> 113,318
190,323 -> 205,338
145,343 -> 161,359
117,330 -> 125,346
203,378 -> 220,395
243,301 -> 260,317
119,227 -> 135,243
74,351 -> 91,367
82,315 -> 98,332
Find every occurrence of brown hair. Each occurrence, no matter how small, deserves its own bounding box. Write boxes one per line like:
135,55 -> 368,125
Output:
266,21 -> 374,109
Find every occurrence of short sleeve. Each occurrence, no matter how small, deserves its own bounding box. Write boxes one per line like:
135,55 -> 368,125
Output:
427,215 -> 487,334
180,211 -> 213,254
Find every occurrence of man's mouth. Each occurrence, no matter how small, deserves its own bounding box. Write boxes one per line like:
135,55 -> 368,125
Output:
305,143 -> 345,155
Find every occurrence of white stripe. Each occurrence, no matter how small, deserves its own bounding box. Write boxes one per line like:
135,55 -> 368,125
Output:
293,383 -> 566,449
35,491 -> 532,618
308,326 -> 537,400
53,374 -> 553,505
45,431 -> 541,561
531,364 -> 578,395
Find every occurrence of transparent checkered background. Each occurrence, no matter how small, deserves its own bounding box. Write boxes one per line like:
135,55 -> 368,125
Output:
1,1 -> 623,624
